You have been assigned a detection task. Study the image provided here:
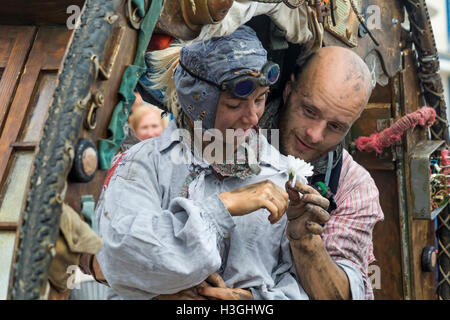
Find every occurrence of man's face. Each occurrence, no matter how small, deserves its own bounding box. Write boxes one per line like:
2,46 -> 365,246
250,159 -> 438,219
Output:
279,76 -> 365,162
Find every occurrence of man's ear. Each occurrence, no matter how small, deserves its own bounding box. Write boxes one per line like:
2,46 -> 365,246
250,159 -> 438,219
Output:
283,74 -> 296,104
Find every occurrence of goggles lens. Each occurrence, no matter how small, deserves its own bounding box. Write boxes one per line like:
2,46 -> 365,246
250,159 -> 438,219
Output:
234,79 -> 256,97
212,62 -> 280,98
266,64 -> 280,84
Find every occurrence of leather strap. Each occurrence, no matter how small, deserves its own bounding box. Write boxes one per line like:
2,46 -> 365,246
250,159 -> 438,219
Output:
91,255 -> 109,286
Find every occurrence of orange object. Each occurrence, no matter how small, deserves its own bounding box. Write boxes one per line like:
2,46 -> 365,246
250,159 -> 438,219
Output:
147,33 -> 174,51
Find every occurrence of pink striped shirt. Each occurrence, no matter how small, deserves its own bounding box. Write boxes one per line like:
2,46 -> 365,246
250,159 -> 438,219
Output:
322,149 -> 384,300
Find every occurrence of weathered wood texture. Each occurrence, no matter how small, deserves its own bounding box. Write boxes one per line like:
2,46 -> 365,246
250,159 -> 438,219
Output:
402,48 -> 438,300
0,26 -> 71,298
323,0 -> 405,78
351,83 -> 405,300
0,26 -> 36,134
0,0 -> 85,26
0,27 -> 72,186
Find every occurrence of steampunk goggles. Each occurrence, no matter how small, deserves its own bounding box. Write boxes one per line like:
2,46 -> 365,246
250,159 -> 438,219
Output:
179,61 -> 280,98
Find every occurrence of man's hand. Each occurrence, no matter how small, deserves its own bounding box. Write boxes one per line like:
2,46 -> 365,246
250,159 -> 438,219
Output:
219,180 -> 289,224
285,181 -> 330,251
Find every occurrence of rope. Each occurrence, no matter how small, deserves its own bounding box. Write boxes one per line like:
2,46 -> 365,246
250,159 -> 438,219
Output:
354,106 -> 436,154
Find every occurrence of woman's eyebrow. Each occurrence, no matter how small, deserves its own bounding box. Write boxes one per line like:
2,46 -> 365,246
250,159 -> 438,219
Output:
257,89 -> 269,98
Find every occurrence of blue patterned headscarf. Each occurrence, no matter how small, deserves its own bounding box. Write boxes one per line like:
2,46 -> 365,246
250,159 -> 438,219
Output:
173,25 -> 268,129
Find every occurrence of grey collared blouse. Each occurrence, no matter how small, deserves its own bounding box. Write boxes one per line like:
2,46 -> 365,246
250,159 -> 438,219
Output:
96,121 -> 364,300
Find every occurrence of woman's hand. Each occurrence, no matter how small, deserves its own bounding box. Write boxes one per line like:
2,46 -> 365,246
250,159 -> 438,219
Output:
156,273 -> 253,300
219,180 -> 289,224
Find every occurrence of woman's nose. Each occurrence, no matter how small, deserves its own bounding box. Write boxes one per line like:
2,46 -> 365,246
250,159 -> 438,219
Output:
241,102 -> 259,126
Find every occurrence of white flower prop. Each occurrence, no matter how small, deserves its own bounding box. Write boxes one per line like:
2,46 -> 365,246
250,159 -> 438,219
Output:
286,155 -> 314,188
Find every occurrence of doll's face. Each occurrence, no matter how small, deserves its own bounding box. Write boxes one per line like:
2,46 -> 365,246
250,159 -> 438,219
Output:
135,111 -> 164,140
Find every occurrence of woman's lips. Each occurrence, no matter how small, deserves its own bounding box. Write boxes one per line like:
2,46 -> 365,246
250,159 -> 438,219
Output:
233,127 -> 255,136
295,135 -> 314,152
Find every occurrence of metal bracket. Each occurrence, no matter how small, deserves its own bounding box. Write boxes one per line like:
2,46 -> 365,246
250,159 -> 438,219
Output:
410,140 -> 446,220
84,91 -> 104,131
126,0 -> 149,30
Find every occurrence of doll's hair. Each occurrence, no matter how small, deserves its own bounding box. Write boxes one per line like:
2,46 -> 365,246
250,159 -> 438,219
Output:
128,103 -> 169,134
147,44 -> 183,118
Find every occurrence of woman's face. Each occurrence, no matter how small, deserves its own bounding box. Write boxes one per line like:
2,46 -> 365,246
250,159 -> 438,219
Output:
214,85 -> 269,143
135,111 -> 164,140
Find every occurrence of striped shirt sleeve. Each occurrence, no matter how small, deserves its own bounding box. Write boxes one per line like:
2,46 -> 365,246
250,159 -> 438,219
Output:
322,150 -> 384,300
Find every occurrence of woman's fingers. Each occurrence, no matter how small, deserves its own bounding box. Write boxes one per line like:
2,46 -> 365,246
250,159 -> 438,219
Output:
263,200 -> 280,224
198,287 -> 253,300
205,273 -> 227,288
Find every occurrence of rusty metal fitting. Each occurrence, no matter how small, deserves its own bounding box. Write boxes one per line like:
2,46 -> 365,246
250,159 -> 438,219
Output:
180,0 -> 234,31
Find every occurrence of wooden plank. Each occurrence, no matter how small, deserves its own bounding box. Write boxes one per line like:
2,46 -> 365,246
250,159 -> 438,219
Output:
0,27 -> 68,184
402,49 -> 438,300
41,27 -> 73,71
0,26 -> 36,133
10,142 -> 37,151
371,169 -> 405,299
0,222 -> 17,231
0,26 -> 20,68
0,0 -> 86,26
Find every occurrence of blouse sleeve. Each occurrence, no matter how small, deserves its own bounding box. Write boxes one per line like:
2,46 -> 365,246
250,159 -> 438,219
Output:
96,146 -> 235,299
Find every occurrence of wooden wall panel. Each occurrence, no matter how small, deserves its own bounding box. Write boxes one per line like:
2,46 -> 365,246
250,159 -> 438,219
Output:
0,26 -> 36,133
0,27 -> 72,186
351,83 -> 406,299
0,26 -> 72,300
0,0 -> 86,26
402,49 -> 438,300
370,169 -> 404,299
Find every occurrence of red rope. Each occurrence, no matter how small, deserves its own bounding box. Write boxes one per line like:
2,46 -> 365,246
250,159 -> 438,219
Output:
354,106 -> 436,154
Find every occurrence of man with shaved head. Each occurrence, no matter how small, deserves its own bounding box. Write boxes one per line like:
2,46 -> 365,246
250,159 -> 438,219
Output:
154,46 -> 384,300
276,46 -> 384,300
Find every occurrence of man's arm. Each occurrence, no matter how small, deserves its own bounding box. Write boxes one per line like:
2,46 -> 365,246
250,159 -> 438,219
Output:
285,182 -> 352,300
290,234 -> 351,300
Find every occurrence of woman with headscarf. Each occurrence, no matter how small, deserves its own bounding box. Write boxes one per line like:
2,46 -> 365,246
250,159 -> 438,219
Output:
96,26 -> 312,300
